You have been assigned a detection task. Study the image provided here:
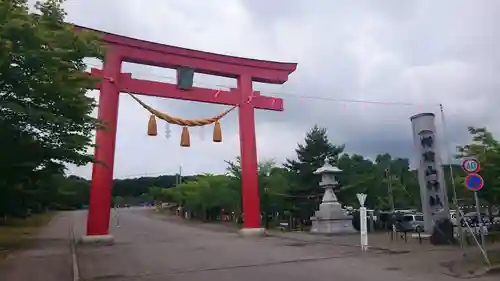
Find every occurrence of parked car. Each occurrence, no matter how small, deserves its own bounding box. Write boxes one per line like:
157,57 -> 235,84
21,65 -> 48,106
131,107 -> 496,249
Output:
401,213 -> 425,231
395,209 -> 418,214
461,212 -> 489,226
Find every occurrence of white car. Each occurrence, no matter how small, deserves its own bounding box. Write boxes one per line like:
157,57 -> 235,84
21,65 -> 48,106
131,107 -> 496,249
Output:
402,213 -> 425,231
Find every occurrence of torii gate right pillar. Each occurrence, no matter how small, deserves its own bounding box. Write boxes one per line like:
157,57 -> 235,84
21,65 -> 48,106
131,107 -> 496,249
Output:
237,75 -> 262,231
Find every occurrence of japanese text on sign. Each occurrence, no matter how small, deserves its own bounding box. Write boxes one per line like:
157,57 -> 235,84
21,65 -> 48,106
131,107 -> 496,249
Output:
418,130 -> 443,212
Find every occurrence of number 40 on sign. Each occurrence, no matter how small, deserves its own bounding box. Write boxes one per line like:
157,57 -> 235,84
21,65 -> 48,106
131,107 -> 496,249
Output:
461,158 -> 480,174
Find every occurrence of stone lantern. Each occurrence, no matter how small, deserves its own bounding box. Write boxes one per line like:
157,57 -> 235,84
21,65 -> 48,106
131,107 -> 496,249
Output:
310,162 -> 356,234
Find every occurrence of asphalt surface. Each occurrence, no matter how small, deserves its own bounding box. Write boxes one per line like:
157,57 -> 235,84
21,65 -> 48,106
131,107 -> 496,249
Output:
74,207 -> 477,281
1,208 -> 497,281
0,212 -> 73,281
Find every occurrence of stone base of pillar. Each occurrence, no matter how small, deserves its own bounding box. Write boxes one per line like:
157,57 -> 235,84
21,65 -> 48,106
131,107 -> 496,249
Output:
79,235 -> 115,246
238,228 -> 266,237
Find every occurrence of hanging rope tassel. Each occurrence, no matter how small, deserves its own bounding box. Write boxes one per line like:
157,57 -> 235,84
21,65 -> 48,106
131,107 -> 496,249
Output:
180,126 -> 191,147
213,120 -> 222,142
127,93 -> 237,146
147,115 -> 158,136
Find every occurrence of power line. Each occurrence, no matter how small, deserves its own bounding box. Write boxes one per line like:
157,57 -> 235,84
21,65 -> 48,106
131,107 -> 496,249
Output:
114,171 -> 182,179
85,63 -> 442,108
268,191 -> 322,199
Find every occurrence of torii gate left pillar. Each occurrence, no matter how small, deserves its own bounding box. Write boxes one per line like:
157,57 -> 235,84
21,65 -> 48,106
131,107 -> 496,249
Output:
76,26 -> 297,243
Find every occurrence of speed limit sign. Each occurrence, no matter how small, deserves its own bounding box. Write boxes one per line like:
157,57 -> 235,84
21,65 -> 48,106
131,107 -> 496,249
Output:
461,158 -> 480,174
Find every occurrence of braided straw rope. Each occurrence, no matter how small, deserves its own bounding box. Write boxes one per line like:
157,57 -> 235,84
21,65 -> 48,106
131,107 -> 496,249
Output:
127,93 -> 236,127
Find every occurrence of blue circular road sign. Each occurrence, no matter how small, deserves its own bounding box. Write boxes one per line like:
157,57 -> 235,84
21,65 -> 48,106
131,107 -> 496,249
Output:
464,173 -> 484,191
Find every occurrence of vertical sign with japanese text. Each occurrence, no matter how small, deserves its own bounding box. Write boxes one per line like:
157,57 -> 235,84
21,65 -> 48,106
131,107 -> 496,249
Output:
410,113 -> 450,232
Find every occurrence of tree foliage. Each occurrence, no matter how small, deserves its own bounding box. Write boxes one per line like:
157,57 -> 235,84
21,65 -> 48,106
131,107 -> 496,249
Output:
456,127 -> 500,207
0,0 -> 102,217
284,125 -> 345,219
153,174 -> 237,221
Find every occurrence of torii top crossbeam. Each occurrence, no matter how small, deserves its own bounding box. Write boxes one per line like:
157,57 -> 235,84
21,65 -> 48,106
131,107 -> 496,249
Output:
75,25 -> 297,111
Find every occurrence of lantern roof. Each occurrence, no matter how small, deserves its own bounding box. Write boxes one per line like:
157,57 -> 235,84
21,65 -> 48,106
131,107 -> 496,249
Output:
314,163 -> 342,175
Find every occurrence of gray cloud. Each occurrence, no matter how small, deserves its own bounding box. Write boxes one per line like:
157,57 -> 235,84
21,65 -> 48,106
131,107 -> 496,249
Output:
45,0 -> 499,178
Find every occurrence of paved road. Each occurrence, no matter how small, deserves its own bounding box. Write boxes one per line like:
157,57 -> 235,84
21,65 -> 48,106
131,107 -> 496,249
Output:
74,208 -> 486,281
0,212 -> 73,281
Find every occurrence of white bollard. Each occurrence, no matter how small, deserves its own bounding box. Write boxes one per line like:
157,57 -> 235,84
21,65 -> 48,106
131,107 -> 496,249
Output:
357,193 -> 368,252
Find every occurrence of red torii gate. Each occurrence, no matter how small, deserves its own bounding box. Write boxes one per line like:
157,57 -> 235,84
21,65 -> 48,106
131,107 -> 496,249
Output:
77,25 -> 297,238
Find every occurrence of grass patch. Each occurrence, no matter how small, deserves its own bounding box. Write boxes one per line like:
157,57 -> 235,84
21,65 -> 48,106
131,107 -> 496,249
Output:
0,212 -> 56,260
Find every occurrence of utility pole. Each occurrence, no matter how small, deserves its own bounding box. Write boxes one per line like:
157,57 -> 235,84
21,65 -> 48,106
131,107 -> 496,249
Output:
264,187 -> 269,229
177,165 -> 182,185
385,167 -> 395,212
386,166 -> 396,240
440,104 -> 465,253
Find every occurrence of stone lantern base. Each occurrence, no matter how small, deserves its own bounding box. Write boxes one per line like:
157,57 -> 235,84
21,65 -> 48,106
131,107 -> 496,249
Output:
310,163 -> 355,234
310,201 -> 356,234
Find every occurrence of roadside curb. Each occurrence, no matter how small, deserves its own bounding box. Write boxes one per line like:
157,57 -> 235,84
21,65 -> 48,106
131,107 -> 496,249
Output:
69,220 -> 80,281
266,231 -> 411,254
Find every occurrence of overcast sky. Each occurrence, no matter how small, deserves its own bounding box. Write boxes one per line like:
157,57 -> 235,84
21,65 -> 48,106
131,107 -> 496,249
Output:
46,0 -> 498,179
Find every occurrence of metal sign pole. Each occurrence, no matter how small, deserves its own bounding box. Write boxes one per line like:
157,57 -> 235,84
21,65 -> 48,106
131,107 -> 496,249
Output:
474,191 -> 486,252
461,157 -> 489,265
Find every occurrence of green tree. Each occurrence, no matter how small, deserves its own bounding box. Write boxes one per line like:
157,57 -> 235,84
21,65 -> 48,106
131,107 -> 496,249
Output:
261,166 -> 291,226
0,0 -> 103,216
284,125 -> 344,220
138,193 -> 153,203
168,175 -> 236,221
49,175 -> 90,210
148,186 -> 164,202
335,153 -> 419,210
224,157 -> 244,217
159,187 -> 183,204
113,196 -> 125,207
337,153 -> 377,207
456,127 -> 500,211
225,157 -> 291,222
